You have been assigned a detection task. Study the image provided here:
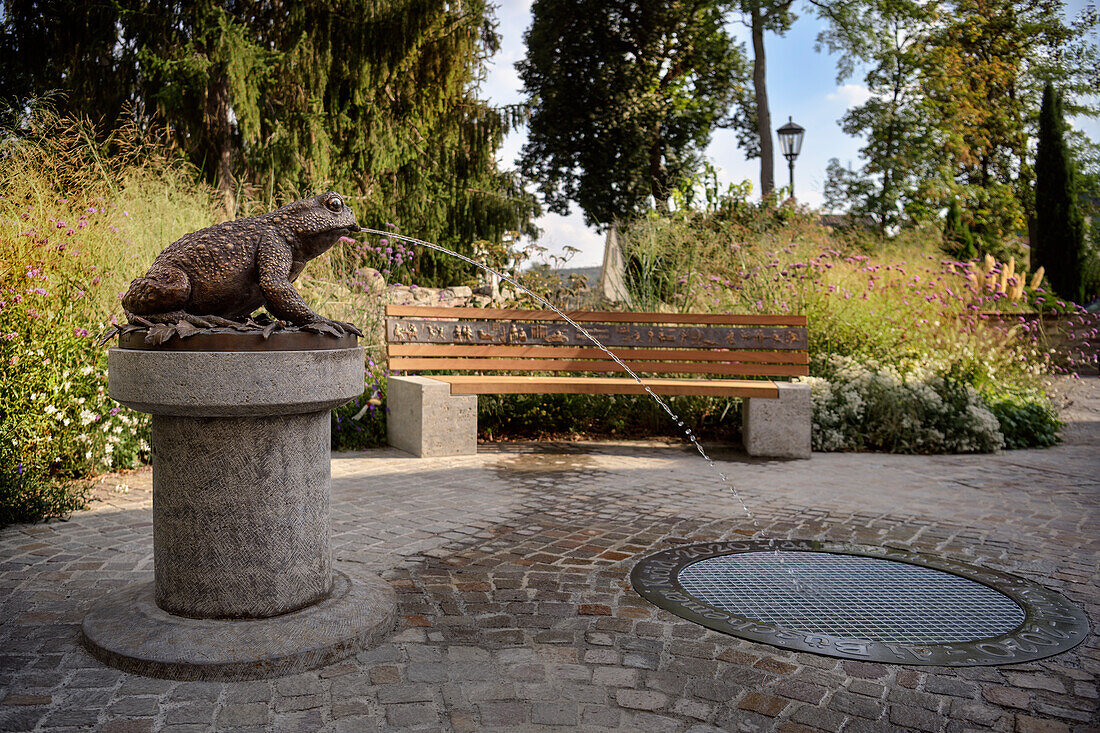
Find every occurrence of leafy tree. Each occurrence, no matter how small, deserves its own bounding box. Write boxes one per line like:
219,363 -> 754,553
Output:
518,0 -> 748,227
1033,80 -> 1084,303
819,0 -> 937,230
821,0 -> 1098,254
919,0 -> 1097,248
0,0 -> 536,285
943,197 -> 979,260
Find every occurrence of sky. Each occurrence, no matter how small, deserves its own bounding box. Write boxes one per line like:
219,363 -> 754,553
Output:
480,0 -> 1100,268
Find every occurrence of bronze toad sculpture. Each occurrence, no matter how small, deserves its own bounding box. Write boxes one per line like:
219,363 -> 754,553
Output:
118,192 -> 362,342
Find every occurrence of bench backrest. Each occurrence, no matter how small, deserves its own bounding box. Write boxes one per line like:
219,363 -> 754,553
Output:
384,305 -> 809,379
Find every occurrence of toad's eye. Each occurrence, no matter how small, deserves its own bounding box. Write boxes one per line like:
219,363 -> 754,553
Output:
325,196 -> 343,212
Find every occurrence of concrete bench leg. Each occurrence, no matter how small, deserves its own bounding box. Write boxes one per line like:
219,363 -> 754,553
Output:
742,382 -> 812,459
387,376 -> 477,457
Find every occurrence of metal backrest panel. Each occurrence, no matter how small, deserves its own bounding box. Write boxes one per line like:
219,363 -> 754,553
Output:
386,318 -> 806,350
385,304 -> 806,326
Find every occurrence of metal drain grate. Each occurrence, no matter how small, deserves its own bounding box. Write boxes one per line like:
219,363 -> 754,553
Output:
677,551 -> 1024,645
631,540 -> 1090,666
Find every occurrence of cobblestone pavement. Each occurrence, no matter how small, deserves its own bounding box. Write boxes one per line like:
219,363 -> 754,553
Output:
2,378 -> 1098,732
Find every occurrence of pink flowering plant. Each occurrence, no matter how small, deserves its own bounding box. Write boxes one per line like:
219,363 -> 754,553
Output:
330,358 -> 389,450
619,200 -> 1073,452
0,113 -> 218,524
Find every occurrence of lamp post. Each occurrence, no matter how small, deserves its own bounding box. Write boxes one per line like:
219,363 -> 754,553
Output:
777,117 -> 805,198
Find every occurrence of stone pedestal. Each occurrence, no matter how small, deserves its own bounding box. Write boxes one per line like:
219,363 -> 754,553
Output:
742,382 -> 813,459
387,375 -> 477,457
82,334 -> 396,680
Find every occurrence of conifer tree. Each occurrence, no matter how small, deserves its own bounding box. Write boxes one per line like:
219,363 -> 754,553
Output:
1034,80 -> 1085,303
0,0 -> 536,285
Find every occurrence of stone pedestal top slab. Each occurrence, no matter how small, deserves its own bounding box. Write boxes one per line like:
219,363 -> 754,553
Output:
108,345 -> 364,416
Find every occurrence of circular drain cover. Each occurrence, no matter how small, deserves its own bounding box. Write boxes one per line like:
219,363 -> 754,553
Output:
631,540 -> 1089,666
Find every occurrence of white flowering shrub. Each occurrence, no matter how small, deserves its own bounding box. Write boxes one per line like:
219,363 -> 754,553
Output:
0,301 -> 151,525
802,356 -> 1005,453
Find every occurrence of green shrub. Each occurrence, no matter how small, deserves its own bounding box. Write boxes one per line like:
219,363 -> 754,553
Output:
478,391 -> 742,443
981,385 -> 1061,449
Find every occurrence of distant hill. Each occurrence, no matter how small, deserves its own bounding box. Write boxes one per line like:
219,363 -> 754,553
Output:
522,265 -> 602,289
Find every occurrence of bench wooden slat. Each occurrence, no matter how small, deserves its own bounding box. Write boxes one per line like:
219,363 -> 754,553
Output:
386,305 -> 806,326
434,375 -> 781,398
389,357 -> 809,377
387,343 -> 809,364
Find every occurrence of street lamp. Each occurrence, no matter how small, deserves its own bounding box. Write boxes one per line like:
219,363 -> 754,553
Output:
777,117 -> 805,198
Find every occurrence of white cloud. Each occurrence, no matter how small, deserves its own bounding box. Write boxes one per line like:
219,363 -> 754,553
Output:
826,83 -> 874,108
524,211 -> 605,268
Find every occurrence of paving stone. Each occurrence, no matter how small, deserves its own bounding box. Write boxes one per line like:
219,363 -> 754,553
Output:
333,715 -> 381,732
581,703 -> 621,728
0,707 -> 46,732
98,720 -> 154,733
774,680 -> 828,705
332,697 -> 374,719
170,681 -> 222,702
739,691 -> 789,717
983,685 -> 1031,709
275,675 -> 323,697
924,675 -> 979,698
477,701 -> 528,726
829,689 -> 886,720
376,684 -> 435,705
216,702 -> 270,727
1014,713 -> 1071,732
849,679 -> 886,698
273,693 -> 323,713
887,686 -> 942,711
223,682 -> 273,704
629,711 -> 684,732
616,689 -> 668,711
843,661 -> 890,680
107,696 -> 159,717
1006,673 -> 1068,694
531,701 -> 578,726
385,701 -> 439,727
1,693 -> 50,705
163,703 -> 215,725
888,703 -> 941,731
273,708 -> 324,732
950,698 -> 1010,727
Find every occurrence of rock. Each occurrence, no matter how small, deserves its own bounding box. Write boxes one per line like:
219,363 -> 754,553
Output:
440,286 -> 473,299
361,268 -> 386,294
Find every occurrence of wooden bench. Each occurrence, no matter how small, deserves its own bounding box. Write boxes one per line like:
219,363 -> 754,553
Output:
383,305 -> 812,458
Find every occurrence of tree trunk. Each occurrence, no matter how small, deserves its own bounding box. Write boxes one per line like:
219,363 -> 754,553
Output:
649,125 -> 669,212
206,66 -> 236,220
751,5 -> 774,197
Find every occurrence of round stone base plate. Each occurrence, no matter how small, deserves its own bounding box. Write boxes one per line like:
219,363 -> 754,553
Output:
81,564 -> 396,681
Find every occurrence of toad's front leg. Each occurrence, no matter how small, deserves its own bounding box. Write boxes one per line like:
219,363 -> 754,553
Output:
257,237 -> 360,336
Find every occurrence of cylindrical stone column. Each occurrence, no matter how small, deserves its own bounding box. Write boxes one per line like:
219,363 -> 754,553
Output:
108,339 -> 363,619
151,412 -> 332,617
